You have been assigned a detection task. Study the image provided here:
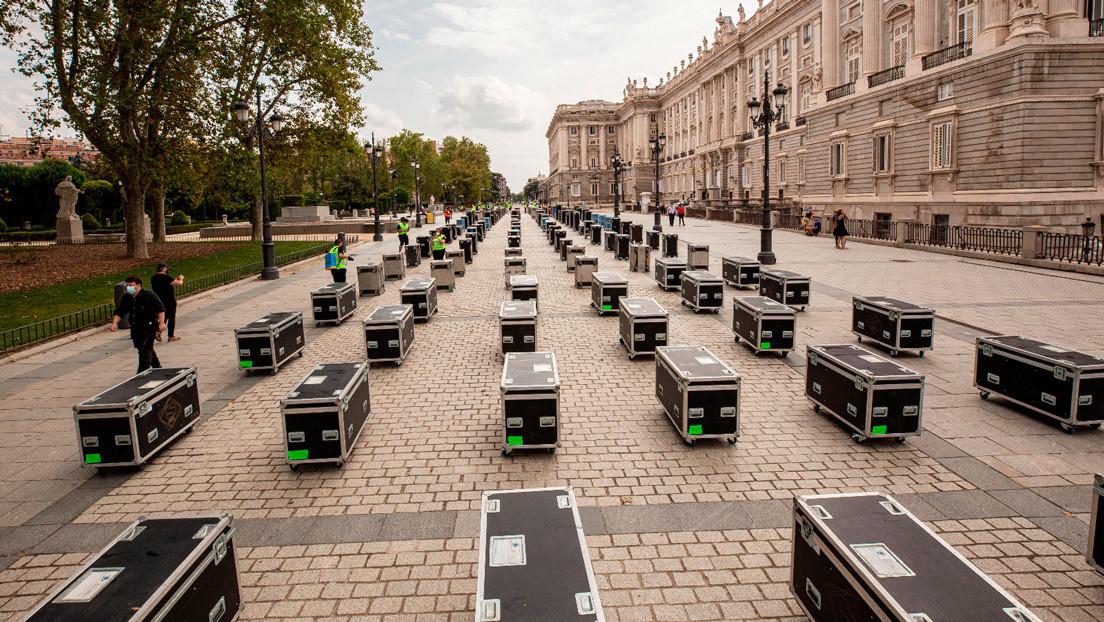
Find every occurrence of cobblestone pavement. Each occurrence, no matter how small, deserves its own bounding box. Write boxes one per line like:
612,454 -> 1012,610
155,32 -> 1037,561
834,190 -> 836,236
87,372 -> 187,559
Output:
1,209 -> 1104,620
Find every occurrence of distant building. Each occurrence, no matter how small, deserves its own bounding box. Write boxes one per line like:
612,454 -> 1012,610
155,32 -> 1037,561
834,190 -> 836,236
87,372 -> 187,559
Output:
0,134 -> 99,168
544,2 -> 1104,230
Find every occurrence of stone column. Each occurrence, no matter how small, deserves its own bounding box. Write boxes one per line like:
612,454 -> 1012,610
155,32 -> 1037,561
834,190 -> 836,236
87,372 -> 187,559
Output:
724,68 -> 734,138
862,0 -> 883,78
599,124 -> 607,171
581,125 -> 588,170
559,127 -> 568,171
977,0 -> 1010,52
714,76 -> 722,142
1046,0 -> 1087,38
913,0 -> 938,56
821,0 -> 840,89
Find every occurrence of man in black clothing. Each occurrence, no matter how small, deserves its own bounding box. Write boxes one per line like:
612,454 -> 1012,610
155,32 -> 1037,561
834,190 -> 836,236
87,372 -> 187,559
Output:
111,275 -> 167,373
150,263 -> 184,341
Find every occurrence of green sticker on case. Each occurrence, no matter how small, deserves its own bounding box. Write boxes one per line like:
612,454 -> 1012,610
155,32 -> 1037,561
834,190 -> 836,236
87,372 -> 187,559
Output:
602,305 -> 612,311
507,435 -> 524,446
760,342 -> 771,349
871,425 -> 887,435
287,449 -> 309,461
688,424 -> 703,435
84,453 -> 102,464
239,360 -> 253,368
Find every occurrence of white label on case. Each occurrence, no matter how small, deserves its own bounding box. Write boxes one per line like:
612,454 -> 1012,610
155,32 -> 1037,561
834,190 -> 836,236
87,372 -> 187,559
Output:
304,376 -> 326,385
489,535 -> 526,567
851,543 -> 915,578
860,355 -> 885,364
533,364 -> 553,372
987,373 -> 1000,384
55,567 -> 124,603
138,381 -> 164,390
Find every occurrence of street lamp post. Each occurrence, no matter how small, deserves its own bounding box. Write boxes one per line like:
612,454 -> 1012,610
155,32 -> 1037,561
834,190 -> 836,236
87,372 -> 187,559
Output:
389,167 -> 397,218
747,72 -> 788,266
650,133 -> 666,228
412,156 -> 422,228
232,91 -> 285,280
610,149 -> 628,219
368,133 -> 383,241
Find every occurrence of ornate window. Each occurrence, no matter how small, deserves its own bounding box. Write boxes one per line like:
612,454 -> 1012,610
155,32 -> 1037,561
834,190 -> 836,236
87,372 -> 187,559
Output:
957,0 -> 977,45
830,142 -> 846,178
843,35 -> 862,84
799,81 -> 813,114
886,5 -> 911,67
782,36 -> 791,58
930,121 -> 954,170
570,126 -> 578,135
803,23 -> 813,46
571,183 -> 581,197
873,133 -> 892,173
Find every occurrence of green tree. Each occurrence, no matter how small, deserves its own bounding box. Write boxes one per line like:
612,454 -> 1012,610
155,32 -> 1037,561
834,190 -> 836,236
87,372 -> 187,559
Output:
79,180 -> 118,224
439,136 -> 492,205
0,164 -> 26,228
523,179 -> 540,200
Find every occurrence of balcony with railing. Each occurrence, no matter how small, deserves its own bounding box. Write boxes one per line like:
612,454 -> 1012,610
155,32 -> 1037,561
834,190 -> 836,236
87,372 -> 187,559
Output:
794,116 -> 806,127
740,131 -> 755,141
868,65 -> 904,88
922,41 -> 972,70
825,81 -> 854,102
1092,19 -> 1104,37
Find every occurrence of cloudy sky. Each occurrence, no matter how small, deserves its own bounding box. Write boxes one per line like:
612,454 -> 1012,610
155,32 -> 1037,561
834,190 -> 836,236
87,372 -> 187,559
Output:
0,1 -> 755,190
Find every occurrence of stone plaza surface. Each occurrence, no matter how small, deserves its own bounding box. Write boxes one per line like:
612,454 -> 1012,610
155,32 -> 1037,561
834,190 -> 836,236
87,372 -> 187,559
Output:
1,210 -> 1103,620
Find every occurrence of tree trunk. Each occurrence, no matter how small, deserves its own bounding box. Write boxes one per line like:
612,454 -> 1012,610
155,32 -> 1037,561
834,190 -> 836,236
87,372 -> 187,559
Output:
151,182 -> 167,243
123,176 -> 150,259
251,193 -> 263,241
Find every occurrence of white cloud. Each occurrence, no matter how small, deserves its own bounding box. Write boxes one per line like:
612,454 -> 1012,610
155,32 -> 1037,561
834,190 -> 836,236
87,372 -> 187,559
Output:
436,75 -> 539,132
359,103 -> 404,139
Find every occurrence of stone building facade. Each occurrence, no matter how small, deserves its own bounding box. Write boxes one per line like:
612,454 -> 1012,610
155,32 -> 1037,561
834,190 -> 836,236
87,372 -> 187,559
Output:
0,135 -> 99,167
542,0 -> 1104,231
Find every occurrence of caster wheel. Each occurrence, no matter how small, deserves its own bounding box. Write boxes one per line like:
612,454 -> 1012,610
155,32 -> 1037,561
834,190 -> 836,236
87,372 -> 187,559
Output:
753,350 -> 762,357
336,461 -> 345,469
184,425 -> 194,434
714,309 -> 721,314
851,433 -> 866,444
629,353 -> 636,360
890,350 -> 899,357
727,437 -> 737,445
270,369 -> 277,376
684,438 -> 695,447
1061,424 -> 1076,435
979,391 -> 990,400
919,351 -> 925,358
856,336 -> 862,343
289,464 -> 298,471
813,404 -> 821,413
298,351 -> 304,358
895,438 -> 907,444
547,448 -> 555,454
1089,423 -> 1102,430
782,351 -> 789,357
244,370 -> 251,377
501,448 -> 509,456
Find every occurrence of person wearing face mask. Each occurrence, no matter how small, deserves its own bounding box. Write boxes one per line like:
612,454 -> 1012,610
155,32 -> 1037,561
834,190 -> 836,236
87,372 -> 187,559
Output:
110,275 -> 167,373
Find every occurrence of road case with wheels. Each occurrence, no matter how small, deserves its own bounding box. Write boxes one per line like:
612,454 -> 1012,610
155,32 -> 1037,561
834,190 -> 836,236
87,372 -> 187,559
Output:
662,233 -> 679,257
311,281 -> 357,326
566,246 -> 585,271
477,221 -> 486,240
760,269 -> 811,311
400,277 -> 438,322
721,256 -> 759,289
615,234 -> 630,260
445,249 -> 466,276
560,238 -> 574,260
591,272 -> 628,315
654,257 -> 686,291
853,296 -> 934,357
74,367 -> 200,469
504,247 -> 523,257
283,362 -> 370,468
686,244 -> 709,270
680,270 -> 724,313
629,243 -> 650,272
1090,473 -> 1104,573
476,487 -> 603,622
791,493 -> 1041,622
382,252 -> 405,280
508,234 -> 520,248
647,229 -> 661,250
504,256 -> 527,287
364,304 -> 415,366
431,259 -> 455,292
655,346 -> 739,445
974,335 -> 1104,433
235,311 -> 305,375
591,224 -> 602,245
500,352 -> 560,455
24,515 -> 241,622
459,238 -> 473,263
604,229 -> 617,252
509,275 -> 539,309
733,296 -> 795,356
574,256 -> 598,288
500,300 -> 538,355
416,235 -> 431,258
630,223 -> 644,243
356,262 -> 385,296
467,231 -> 480,255
618,298 -> 668,359
806,344 -> 924,443
404,244 -> 421,267
554,229 -> 567,252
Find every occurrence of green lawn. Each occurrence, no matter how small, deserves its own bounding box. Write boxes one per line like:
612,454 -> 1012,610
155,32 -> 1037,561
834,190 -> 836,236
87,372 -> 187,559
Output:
0,241 -> 324,334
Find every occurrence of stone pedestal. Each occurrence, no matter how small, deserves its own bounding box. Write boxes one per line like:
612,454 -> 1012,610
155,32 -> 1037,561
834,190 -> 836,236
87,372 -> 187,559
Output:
1007,2 -> 1048,41
1021,225 -> 1049,259
640,192 -> 652,213
55,215 -> 84,244
277,205 -> 334,223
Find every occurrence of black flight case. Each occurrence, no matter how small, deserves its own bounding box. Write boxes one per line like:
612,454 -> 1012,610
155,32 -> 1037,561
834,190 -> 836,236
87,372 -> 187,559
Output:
760,269 -> 811,311
680,270 -> 724,313
654,257 -> 686,291
404,243 -> 421,267
733,296 -> 795,356
356,261 -> 385,296
235,311 -> 305,375
661,233 -> 678,257
382,252 -> 405,280
618,298 -> 668,359
400,277 -> 438,322
853,296 -> 935,357
974,335 -> 1104,433
686,243 -> 709,269
615,233 -> 630,260
282,362 -> 371,468
364,304 -> 415,366
806,344 -> 924,443
590,224 -> 602,245
500,351 -> 560,455
791,492 -> 1041,622
311,281 -> 357,326
23,515 -> 241,622
500,300 -> 538,355
574,256 -> 598,288
445,249 -> 466,276
74,367 -> 200,469
721,256 -> 760,289
476,487 -> 603,622
647,229 -> 661,250
1090,473 -> 1104,574
509,275 -> 539,309
655,345 -> 740,445
591,271 -> 628,315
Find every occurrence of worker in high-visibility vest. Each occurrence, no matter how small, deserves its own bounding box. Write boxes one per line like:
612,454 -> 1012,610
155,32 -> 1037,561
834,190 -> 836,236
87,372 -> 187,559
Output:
397,217 -> 410,251
327,238 -> 348,283
431,229 -> 447,260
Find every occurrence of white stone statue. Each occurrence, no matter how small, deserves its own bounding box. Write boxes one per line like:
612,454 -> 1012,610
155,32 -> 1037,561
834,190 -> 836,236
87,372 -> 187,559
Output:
55,176 -> 82,219
738,5 -> 746,22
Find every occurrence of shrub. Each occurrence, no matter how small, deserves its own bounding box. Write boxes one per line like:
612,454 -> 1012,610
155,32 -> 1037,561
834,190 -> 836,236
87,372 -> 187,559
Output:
280,194 -> 303,208
0,230 -> 56,242
328,199 -> 347,214
166,223 -> 208,235
0,217 -> 7,232
303,191 -> 322,205
80,213 -> 102,229
170,210 -> 190,226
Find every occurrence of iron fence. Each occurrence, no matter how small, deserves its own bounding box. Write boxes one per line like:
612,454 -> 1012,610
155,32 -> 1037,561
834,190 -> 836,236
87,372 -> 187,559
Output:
902,223 -> 1022,255
868,65 -> 905,88
922,41 -> 972,70
0,241 -> 333,354
847,219 -> 897,241
1039,232 -> 1104,266
826,82 -> 855,101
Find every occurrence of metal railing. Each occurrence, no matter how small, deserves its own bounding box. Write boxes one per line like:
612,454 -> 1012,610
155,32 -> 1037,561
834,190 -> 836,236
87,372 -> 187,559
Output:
1091,19 -> 1103,37
847,219 -> 897,241
923,41 -> 972,70
1039,232 -> 1104,265
794,116 -> 807,127
0,241 -> 334,354
902,223 -> 1022,255
826,82 -> 855,101
868,65 -> 905,88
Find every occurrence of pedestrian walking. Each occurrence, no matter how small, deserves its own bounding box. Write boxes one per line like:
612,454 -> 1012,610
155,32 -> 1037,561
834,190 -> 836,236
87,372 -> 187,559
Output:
431,228 -> 447,260
397,217 -> 410,251
326,237 -> 349,282
832,208 -> 850,249
110,276 -> 166,373
667,202 -> 677,227
444,207 -> 452,224
677,202 -> 687,226
150,263 -> 183,342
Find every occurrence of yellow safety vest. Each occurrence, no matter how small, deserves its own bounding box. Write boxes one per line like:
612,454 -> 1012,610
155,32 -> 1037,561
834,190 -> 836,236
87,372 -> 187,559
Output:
398,222 -> 409,235
432,235 -> 446,251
